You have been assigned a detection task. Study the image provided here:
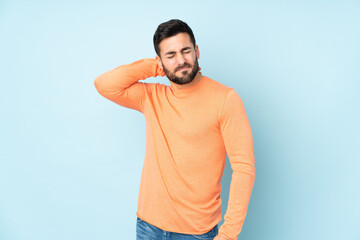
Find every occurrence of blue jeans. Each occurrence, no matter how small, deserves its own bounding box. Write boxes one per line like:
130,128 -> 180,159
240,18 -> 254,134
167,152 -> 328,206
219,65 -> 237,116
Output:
136,216 -> 219,240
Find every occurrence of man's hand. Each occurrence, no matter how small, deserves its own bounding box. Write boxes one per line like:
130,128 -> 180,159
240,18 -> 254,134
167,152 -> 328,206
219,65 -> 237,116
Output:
214,234 -> 230,240
154,58 -> 166,77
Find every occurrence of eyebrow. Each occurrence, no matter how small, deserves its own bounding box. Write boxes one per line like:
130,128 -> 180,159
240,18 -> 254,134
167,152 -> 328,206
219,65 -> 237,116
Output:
165,47 -> 192,56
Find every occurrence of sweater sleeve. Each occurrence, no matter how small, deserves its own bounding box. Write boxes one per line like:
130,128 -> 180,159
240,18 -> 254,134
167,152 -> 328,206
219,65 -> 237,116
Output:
94,58 -> 165,113
217,89 -> 256,240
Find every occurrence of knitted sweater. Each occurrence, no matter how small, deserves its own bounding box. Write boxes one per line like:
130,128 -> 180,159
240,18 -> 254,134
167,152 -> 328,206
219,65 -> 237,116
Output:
94,58 -> 255,240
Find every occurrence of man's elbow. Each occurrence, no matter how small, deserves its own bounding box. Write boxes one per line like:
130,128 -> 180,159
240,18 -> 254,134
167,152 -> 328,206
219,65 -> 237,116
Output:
94,75 -> 102,91
94,75 -> 109,96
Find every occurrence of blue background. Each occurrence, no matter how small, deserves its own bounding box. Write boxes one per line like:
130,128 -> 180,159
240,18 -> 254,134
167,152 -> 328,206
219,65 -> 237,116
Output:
1,0 -> 359,239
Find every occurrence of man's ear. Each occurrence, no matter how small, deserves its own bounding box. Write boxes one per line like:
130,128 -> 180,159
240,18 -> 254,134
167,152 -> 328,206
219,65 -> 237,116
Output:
155,55 -> 163,69
195,44 -> 200,60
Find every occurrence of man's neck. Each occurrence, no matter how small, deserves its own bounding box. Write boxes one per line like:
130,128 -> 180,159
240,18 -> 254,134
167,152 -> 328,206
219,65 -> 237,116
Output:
169,72 -> 203,91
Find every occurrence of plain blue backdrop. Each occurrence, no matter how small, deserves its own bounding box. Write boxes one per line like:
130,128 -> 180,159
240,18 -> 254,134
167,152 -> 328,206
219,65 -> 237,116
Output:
0,0 -> 359,239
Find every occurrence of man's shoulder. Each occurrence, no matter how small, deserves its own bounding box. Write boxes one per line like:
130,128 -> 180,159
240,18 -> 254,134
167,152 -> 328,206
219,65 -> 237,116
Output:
142,82 -> 166,92
202,75 -> 233,95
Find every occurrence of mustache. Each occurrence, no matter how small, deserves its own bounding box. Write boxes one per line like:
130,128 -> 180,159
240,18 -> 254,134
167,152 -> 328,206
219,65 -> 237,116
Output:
175,63 -> 192,72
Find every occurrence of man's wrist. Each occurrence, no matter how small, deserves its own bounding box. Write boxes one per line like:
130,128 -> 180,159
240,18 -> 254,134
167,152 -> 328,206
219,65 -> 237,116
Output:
215,233 -> 231,240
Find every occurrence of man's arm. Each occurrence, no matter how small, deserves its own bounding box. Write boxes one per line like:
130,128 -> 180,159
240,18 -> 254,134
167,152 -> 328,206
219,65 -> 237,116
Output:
216,89 -> 256,240
94,58 -> 165,113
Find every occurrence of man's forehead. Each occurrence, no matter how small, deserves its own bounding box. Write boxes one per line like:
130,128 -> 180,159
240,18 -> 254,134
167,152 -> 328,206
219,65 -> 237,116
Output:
159,33 -> 193,52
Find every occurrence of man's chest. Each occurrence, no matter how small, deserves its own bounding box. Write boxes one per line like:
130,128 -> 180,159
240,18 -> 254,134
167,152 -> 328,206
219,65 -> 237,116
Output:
145,96 -> 221,140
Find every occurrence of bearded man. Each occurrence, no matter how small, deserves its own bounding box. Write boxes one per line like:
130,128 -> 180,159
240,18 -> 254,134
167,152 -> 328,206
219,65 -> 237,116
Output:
94,19 -> 255,240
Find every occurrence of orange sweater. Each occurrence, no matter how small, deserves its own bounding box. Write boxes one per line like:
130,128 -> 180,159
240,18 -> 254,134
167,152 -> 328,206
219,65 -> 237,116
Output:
94,58 -> 255,240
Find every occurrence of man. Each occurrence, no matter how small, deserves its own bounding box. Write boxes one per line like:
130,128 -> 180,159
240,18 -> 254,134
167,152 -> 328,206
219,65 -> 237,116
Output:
94,19 -> 255,240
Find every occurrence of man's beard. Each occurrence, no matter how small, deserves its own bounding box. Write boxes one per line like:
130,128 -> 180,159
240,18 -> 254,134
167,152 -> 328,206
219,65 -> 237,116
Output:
162,57 -> 199,85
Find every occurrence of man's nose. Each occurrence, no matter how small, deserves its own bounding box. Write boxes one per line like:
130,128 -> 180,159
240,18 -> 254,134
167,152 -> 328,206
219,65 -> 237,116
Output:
176,54 -> 186,66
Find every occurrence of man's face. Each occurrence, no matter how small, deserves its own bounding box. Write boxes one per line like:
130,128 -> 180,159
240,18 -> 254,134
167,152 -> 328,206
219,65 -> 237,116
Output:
156,32 -> 200,85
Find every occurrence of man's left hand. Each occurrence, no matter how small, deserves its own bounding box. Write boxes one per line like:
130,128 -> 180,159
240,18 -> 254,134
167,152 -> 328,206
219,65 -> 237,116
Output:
213,234 -> 229,240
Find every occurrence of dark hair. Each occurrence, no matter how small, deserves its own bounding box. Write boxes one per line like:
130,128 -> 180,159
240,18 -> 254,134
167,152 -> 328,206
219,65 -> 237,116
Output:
153,19 -> 196,56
